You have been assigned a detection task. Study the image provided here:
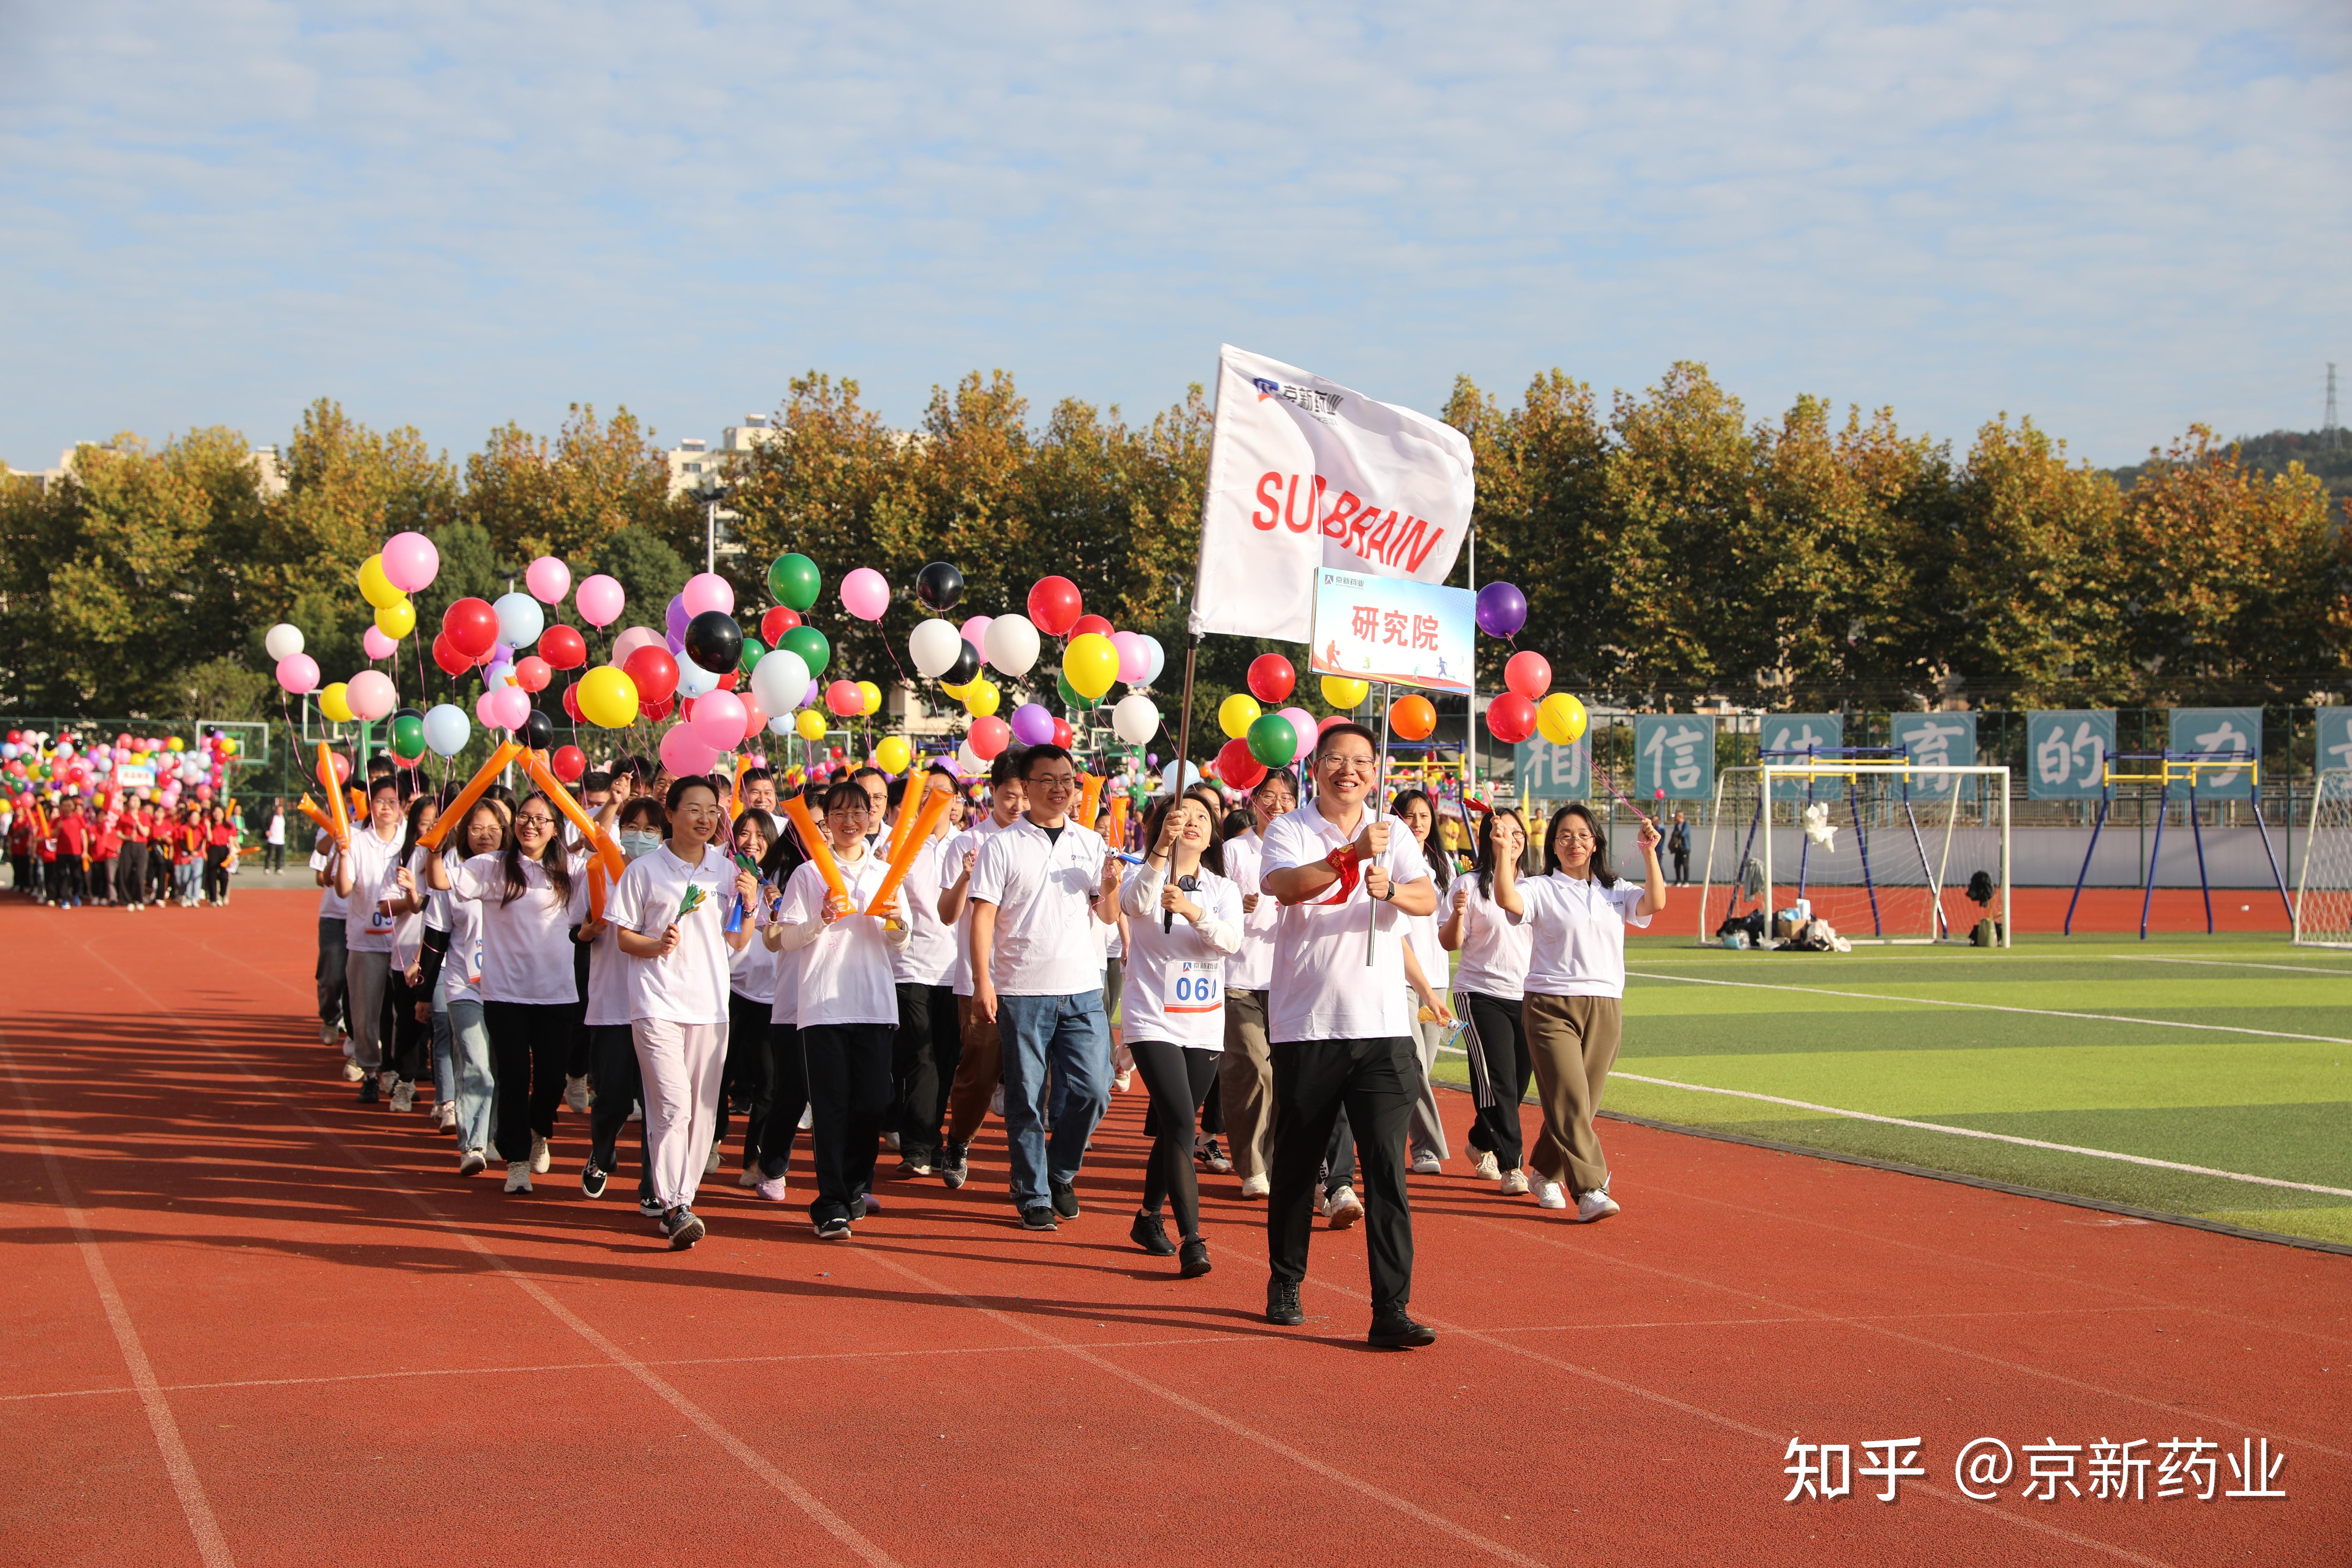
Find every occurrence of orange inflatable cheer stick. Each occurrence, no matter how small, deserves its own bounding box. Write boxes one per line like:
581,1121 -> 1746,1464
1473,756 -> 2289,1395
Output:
317,742 -> 350,846
1105,791 -> 1128,853
864,782 -> 953,917
780,793 -> 848,911
582,859 -> 609,933
522,749 -> 624,880
418,738 -> 524,850
297,794 -> 335,838
1077,772 -> 1103,833
728,753 -> 748,821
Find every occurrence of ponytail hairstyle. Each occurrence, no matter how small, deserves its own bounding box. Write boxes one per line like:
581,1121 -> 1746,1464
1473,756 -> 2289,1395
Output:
1541,802 -> 1617,889
501,791 -> 575,907
1473,807 -> 1530,901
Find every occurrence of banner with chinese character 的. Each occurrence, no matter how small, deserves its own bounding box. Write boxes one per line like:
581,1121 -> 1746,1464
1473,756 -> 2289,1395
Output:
1890,711 -> 1978,799
1632,715 -> 1715,800
1189,345 -> 1475,643
1308,568 -> 1474,693
1759,713 -> 1843,800
2026,711 -> 2114,799
2167,708 -> 2261,801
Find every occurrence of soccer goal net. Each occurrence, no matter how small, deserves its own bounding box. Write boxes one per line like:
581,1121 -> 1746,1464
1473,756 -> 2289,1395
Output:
1698,762 -> 2011,945
2294,769 -> 2352,948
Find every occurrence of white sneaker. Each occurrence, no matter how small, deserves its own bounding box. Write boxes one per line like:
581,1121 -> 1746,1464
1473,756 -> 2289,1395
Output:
504,1162 -> 532,1194
1534,1178 -> 1568,1210
626,1100 -> 643,1123
320,1021 -> 338,1046
1325,1185 -> 1364,1230
341,1062 -> 365,1083
530,1135 -> 553,1175
989,1084 -> 1004,1118
1469,1149 -> 1501,1182
436,1100 -> 457,1132
563,1074 -> 590,1112
736,1167 -> 760,1188
797,1105 -> 813,1131
457,1149 -> 487,1177
377,1070 -> 399,1096
1499,1168 -> 1530,1197
756,1175 -> 789,1203
704,1141 -> 722,1176
389,1080 -> 414,1112
1574,1188 -> 1621,1224
1240,1174 -> 1270,1198
1410,1152 -> 1443,1176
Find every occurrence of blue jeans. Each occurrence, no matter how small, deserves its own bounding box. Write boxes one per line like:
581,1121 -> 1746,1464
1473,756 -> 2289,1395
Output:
996,990 -> 1110,1210
430,1007 -> 456,1108
445,997 -> 497,1154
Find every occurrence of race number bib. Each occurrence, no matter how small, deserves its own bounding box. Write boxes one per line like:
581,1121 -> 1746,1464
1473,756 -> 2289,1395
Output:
368,901 -> 397,934
1164,959 -> 1223,1015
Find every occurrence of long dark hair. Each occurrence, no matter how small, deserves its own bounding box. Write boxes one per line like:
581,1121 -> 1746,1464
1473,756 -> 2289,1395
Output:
1474,807 -> 1529,899
730,807 -> 774,870
502,791 -> 574,906
1390,788 -> 1450,889
1542,802 -> 1617,888
397,795 -> 439,865
1143,786 -> 1227,879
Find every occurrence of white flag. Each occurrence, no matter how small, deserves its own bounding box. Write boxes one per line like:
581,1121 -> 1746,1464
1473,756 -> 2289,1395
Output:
1189,344 -> 1474,642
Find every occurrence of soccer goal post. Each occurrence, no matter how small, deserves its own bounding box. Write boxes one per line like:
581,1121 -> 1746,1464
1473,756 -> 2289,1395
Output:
2294,769 -> 2352,948
1698,762 -> 2011,946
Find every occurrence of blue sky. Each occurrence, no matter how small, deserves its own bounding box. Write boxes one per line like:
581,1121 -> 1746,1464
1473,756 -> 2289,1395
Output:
3,1 -> 2346,471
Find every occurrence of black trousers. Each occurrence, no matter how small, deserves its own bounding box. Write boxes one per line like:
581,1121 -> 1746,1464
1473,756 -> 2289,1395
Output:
58,860 -> 86,904
482,1000 -> 577,1163
718,990 -> 771,1164
203,846 -> 230,901
586,1023 -> 652,1198
892,982 -> 960,1165
1462,990 -> 1533,1169
566,939 -> 594,1079
149,853 -> 172,903
387,964 -> 433,1086
116,844 -> 147,904
1268,1035 -> 1417,1315
1131,1039 -> 1219,1240
803,1022 -> 894,1225
265,842 -> 286,873
756,1023 -> 810,1181
89,858 -> 113,902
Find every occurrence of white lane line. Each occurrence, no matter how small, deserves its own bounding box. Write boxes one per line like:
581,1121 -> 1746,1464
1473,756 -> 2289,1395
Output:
0,1032 -> 237,1568
2116,955 -> 2352,975
1624,967 -> 2352,1044
1604,1071 -> 2352,1198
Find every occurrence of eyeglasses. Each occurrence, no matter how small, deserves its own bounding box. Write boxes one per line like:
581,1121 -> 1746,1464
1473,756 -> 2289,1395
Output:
1318,755 -> 1377,775
830,802 -> 873,818
514,813 -> 557,828
1025,773 -> 1078,789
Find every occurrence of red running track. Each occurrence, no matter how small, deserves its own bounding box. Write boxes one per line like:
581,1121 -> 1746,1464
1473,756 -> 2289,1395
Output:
2,890 -> 2343,1567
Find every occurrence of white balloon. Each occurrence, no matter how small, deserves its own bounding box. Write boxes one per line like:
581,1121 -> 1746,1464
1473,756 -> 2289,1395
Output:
493,592 -> 544,650
1138,634 -> 1166,687
1112,693 -> 1161,746
750,648 -> 812,716
611,626 -> 663,666
956,740 -> 984,776
422,704 -> 471,757
985,613 -> 1040,678
767,713 -> 797,737
676,652 -> 721,699
1157,759 -> 1203,796
908,617 -> 963,680
264,623 -> 304,662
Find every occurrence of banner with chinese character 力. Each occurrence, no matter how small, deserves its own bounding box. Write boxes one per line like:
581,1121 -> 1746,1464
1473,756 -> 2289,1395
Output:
1633,715 -> 1714,800
1308,568 -> 1474,693
2315,708 -> 2352,781
1190,345 -> 1474,643
2167,708 -> 2261,801
1890,712 -> 1977,799
1758,713 -> 1843,801
2027,711 -> 2114,799
1514,738 -> 1588,803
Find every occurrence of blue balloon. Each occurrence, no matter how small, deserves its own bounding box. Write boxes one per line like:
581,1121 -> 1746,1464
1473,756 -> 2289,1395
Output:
1138,634 -> 1166,688
493,592 -> 544,650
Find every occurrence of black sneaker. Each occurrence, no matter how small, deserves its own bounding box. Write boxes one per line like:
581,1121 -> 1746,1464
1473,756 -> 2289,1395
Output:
357,1075 -> 379,1105
1049,1178 -> 1080,1219
662,1206 -> 706,1250
940,1141 -> 969,1189
638,1190 -> 664,1218
1266,1280 -> 1304,1326
1020,1204 -> 1059,1231
1179,1237 -> 1212,1279
579,1161 -> 609,1199
815,1217 -> 852,1240
1129,1211 -> 1176,1256
1367,1312 -> 1437,1350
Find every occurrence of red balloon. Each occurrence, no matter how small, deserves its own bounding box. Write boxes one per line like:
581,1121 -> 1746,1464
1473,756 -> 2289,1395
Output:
1317,714 -> 1352,738
1486,692 -> 1537,745
1247,653 -> 1296,704
514,656 -> 552,694
737,692 -> 768,739
327,752 -> 352,784
1069,614 -> 1114,640
624,644 -> 679,704
760,606 -> 801,645
442,597 -> 499,660
551,745 -> 587,784
561,682 -> 583,722
432,634 -> 470,677
716,668 -> 739,692
968,715 -> 1012,760
1050,718 -> 1074,750
1504,649 -> 1552,702
540,624 -> 588,670
640,696 -> 675,723
1216,737 -> 1268,791
1027,576 -> 1083,637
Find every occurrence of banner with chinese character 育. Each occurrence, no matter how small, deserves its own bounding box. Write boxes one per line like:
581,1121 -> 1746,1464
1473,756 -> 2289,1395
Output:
1890,711 -> 1978,799
2027,711 -> 2114,799
2167,708 -> 2261,802
1633,715 -> 1715,800
1189,344 -> 1475,642
1308,568 -> 1475,693
2315,707 -> 2352,781
1759,713 -> 1843,800
1514,737 -> 1588,803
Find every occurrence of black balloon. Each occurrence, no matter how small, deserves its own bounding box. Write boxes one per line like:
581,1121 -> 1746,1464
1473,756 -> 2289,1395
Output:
915,560 -> 964,612
522,709 -> 555,751
682,610 -> 743,677
942,637 -> 980,688
391,705 -> 424,727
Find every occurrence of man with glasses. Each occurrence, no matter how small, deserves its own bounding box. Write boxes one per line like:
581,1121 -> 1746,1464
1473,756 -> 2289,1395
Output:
933,752 -> 1027,1189
968,743 -> 1121,1230
1258,722 -> 1441,1348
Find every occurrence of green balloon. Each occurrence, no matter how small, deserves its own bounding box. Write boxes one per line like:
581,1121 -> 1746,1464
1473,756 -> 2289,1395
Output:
781,624 -> 831,678
1056,669 -> 1096,710
737,636 -> 765,675
390,713 -> 427,758
768,553 -> 821,612
1246,712 -> 1298,769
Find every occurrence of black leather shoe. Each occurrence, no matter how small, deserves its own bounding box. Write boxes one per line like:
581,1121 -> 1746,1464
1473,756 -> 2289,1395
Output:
1178,1237 -> 1212,1279
1266,1279 -> 1304,1325
1367,1313 -> 1437,1349
1050,1178 -> 1080,1219
1129,1211 -> 1176,1255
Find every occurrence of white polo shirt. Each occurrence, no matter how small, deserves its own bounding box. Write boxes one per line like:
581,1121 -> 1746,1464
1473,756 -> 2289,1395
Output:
941,814 -> 1016,996
606,841 -> 738,1026
1260,797 -> 1431,1044
967,814 -> 1112,997
1115,859 -> 1242,1050
582,915 -> 629,1027
436,847 -> 487,1008
342,822 -> 405,954
1450,876 -> 1533,1001
1510,872 -> 1651,999
448,851 -> 591,1006
313,830 -> 347,922
777,849 -> 899,1029
891,833 -> 955,987
1222,830 -> 1280,993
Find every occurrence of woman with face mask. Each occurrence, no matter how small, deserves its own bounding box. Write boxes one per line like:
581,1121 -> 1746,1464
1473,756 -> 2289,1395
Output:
581,796 -> 667,1210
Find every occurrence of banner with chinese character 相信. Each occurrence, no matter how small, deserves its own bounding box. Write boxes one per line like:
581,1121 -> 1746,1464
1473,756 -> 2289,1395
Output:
2026,711 -> 2114,800
2167,708 -> 2261,801
1633,715 -> 1715,800
1309,568 -> 1474,693
1190,345 -> 1474,643
1759,713 -> 1843,800
1890,711 -> 1977,799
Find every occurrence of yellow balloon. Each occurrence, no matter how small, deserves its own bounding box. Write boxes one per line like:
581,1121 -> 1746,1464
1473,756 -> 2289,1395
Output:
374,596 -> 416,638
1218,693 -> 1261,740
795,708 -> 828,742
318,682 -> 354,723
940,678 -> 974,702
219,738 -> 238,755
575,665 -> 639,729
874,735 -> 912,775
356,554 -> 402,610
1063,632 -> 1120,700
857,680 -> 882,716
1320,675 -> 1369,709
1536,693 -> 1588,746
963,678 -> 1001,718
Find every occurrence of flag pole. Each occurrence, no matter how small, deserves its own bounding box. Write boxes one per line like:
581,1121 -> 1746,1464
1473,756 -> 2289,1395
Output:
1367,679 -> 1391,965
1171,635 -> 1200,805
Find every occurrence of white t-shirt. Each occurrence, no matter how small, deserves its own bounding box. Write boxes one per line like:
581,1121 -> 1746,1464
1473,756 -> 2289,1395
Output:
1116,859 -> 1242,1050
265,812 -> 285,847
605,842 -> 738,1026
1260,797 -> 1432,1044
941,815 -> 1015,996
436,847 -> 486,1008
1510,872 -> 1652,999
891,833 -> 955,987
341,823 -> 406,954
582,916 -> 630,1027
731,911 -> 780,1001
967,816 -> 1112,997
777,849 -> 900,1029
390,844 -> 434,971
1449,876 -> 1532,1001
313,831 -> 347,921
1222,830 -> 1280,993
1404,899 -> 1448,996
448,852 -> 590,1006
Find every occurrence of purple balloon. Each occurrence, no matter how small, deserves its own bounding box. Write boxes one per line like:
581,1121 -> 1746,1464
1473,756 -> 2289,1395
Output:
1476,581 -> 1527,638
1010,702 -> 1057,747
666,632 -> 686,657
666,594 -> 690,640
802,678 -> 820,708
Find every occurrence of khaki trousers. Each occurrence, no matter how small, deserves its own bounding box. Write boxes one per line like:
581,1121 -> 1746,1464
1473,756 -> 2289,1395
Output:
1217,988 -> 1274,1182
944,992 -> 1003,1147
1521,993 -> 1622,1197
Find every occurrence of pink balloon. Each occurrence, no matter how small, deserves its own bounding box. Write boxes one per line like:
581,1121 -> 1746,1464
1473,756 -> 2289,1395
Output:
576,573 -> 625,628
825,679 -> 863,718
659,724 -> 719,778
474,691 -> 503,730
525,555 -> 571,605
274,654 -> 320,694
1111,630 -> 1149,685
960,615 -> 993,651
681,572 -> 735,618
346,670 -> 398,722
840,567 -> 891,622
689,689 -> 747,751
611,626 -> 662,665
363,625 -> 398,661
1279,706 -> 1318,762
380,531 -> 440,594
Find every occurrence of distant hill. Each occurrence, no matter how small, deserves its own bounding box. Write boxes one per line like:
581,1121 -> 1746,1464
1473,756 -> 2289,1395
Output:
2110,428 -> 2352,517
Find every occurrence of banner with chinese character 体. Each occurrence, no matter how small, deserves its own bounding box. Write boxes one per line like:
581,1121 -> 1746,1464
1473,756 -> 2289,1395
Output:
1189,345 -> 1475,643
